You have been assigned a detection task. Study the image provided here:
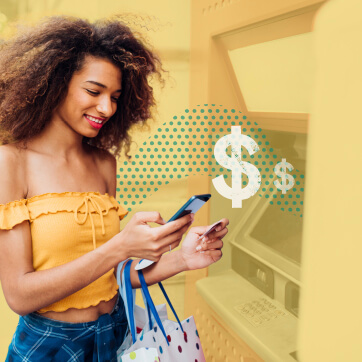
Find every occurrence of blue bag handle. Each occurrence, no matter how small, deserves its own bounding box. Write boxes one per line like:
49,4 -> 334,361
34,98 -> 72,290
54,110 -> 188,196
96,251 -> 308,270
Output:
157,281 -> 184,333
138,270 -> 185,336
146,298 -> 152,330
118,260 -> 184,346
117,260 -> 153,343
138,270 -> 170,346
124,260 -> 137,343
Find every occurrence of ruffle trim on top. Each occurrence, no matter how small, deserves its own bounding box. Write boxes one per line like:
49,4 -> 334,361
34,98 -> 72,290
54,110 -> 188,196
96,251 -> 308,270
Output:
0,191 -> 128,230
36,282 -> 119,314
0,199 -> 30,230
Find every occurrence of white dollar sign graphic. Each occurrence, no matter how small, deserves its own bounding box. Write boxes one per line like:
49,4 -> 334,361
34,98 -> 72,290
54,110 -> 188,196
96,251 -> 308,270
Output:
273,158 -> 295,194
212,126 -> 261,208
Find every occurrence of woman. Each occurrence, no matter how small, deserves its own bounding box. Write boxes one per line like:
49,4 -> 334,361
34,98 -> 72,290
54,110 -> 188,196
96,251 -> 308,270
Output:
0,16 -> 228,361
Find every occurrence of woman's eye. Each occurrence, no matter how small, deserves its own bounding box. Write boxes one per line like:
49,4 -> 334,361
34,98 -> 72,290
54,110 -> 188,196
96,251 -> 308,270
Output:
86,89 -> 118,102
86,89 -> 99,95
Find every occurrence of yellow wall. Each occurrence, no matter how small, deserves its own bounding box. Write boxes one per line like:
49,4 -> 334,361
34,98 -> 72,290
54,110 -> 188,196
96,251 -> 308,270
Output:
299,0 -> 362,360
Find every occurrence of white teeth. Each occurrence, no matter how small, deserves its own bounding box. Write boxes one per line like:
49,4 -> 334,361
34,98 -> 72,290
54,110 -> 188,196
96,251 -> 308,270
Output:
87,115 -> 103,124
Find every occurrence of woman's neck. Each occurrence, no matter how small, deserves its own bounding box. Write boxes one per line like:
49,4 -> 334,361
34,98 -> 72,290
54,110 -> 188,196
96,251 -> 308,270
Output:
27,119 -> 86,161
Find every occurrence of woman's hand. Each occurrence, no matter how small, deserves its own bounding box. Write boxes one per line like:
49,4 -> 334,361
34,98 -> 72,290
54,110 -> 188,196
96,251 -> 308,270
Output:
180,218 -> 229,271
116,212 -> 193,262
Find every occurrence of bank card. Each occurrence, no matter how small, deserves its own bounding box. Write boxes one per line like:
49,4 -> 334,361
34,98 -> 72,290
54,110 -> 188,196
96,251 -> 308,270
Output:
196,220 -> 223,242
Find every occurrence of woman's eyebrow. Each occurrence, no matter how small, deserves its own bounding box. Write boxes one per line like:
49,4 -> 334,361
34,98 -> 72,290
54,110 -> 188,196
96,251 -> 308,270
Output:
84,80 -> 122,92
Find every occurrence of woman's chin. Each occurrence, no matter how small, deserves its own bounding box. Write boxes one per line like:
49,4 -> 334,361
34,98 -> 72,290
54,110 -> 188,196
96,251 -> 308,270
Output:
80,125 -> 102,138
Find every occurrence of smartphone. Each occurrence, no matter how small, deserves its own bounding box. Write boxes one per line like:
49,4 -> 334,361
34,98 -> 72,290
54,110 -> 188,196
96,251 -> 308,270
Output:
135,194 -> 212,270
167,194 -> 211,222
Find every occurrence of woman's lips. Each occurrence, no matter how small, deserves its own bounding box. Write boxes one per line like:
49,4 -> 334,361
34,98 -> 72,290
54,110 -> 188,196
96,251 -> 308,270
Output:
84,114 -> 106,129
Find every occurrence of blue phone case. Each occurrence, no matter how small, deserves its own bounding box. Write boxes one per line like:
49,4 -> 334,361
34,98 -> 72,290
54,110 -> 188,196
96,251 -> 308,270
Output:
167,194 -> 211,222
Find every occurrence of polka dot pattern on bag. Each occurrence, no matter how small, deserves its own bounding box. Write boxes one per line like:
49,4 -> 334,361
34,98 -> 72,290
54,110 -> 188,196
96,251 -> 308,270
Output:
156,328 -> 202,357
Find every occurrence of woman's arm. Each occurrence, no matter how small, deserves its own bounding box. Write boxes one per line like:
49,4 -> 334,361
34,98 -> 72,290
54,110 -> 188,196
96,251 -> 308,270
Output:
0,147 -> 192,315
0,212 -> 193,316
0,224 -> 125,316
0,210 -> 192,316
0,146 -> 123,315
125,220 -> 229,288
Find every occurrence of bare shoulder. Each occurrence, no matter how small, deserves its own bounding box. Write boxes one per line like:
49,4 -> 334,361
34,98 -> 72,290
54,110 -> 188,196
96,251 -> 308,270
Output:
86,144 -> 116,172
0,144 -> 27,204
85,144 -> 117,196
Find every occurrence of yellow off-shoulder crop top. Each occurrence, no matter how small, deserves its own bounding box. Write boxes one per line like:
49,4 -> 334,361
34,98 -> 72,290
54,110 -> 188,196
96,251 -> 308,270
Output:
0,191 -> 128,313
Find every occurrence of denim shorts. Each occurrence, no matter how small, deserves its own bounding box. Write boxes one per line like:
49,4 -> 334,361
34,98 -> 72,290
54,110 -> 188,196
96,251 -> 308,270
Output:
6,293 -> 128,362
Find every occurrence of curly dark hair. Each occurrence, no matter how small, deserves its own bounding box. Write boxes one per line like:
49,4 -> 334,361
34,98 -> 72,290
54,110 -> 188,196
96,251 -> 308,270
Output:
0,16 -> 163,157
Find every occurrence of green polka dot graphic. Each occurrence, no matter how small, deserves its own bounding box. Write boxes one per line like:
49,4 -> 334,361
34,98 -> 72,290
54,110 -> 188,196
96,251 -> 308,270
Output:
117,105 -> 305,217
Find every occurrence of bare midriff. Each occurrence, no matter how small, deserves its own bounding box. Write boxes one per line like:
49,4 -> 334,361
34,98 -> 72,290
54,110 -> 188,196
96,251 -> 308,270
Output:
36,293 -> 118,323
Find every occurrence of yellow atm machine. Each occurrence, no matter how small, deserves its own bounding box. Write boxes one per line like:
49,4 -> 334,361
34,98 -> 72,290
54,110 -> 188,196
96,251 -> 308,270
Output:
186,1 -> 325,361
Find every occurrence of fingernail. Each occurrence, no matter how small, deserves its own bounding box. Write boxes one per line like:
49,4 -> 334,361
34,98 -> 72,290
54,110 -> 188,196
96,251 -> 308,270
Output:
216,226 -> 222,232
202,236 -> 208,242
196,245 -> 202,251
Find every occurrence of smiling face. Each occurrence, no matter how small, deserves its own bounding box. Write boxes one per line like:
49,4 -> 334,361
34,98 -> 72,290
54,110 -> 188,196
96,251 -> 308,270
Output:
52,55 -> 122,138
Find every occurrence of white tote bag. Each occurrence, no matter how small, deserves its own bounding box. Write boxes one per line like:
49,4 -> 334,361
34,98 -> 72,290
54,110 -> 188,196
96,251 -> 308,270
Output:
117,260 -> 206,362
116,260 -> 165,361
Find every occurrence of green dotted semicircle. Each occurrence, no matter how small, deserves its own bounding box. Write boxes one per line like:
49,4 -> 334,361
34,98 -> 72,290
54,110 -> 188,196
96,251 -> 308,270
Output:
116,104 -> 305,217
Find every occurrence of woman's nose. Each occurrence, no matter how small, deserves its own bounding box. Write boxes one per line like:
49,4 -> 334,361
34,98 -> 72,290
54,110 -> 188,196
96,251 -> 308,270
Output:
96,97 -> 113,117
